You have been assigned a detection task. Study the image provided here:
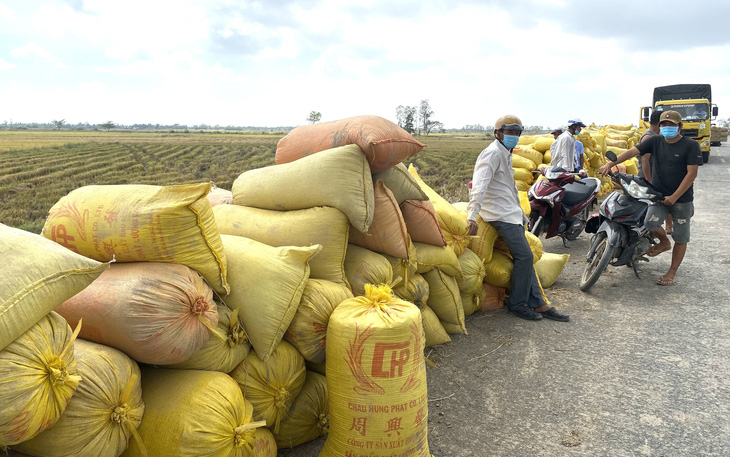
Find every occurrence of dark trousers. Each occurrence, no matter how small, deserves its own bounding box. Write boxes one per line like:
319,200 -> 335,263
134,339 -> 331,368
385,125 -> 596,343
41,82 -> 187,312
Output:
490,221 -> 546,310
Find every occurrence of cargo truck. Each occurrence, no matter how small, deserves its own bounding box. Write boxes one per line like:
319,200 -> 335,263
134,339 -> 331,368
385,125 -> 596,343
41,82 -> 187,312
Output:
640,84 -> 718,163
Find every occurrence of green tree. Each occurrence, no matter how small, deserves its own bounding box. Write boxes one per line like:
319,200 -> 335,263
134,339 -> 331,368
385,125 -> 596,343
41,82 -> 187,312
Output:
418,100 -> 441,135
52,119 -> 66,130
718,117 -> 730,128
100,121 -> 115,132
396,105 -> 417,134
306,111 -> 322,124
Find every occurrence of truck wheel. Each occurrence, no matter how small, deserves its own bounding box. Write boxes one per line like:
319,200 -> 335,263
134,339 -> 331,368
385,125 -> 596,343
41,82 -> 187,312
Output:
580,234 -> 614,292
702,150 -> 709,163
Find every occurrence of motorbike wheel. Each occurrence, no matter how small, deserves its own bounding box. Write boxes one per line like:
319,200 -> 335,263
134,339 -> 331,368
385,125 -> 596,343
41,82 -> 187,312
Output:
579,233 -> 615,292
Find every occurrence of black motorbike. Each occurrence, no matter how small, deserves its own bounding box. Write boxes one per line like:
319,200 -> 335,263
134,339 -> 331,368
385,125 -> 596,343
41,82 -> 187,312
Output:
579,151 -> 664,291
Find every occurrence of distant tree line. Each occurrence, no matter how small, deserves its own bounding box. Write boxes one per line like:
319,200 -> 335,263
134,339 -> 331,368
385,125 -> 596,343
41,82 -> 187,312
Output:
396,100 -> 443,135
0,120 -> 295,133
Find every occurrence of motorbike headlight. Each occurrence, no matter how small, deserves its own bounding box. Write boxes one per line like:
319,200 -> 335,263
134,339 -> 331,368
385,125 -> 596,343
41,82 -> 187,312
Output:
626,180 -> 651,199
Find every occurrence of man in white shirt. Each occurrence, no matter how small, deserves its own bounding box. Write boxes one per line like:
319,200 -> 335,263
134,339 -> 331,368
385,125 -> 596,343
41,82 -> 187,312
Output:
551,119 -> 586,171
466,115 -> 569,322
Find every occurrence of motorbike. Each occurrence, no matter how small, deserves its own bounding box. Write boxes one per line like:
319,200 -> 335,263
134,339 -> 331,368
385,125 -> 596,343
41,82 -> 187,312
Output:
579,151 -> 664,292
527,166 -> 601,245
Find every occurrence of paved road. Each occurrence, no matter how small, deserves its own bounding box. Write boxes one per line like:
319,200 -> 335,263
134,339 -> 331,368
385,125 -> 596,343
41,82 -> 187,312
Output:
283,143 -> 730,457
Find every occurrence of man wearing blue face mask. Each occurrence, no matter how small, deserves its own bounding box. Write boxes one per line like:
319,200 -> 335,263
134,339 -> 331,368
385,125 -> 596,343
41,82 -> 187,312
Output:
466,115 -> 569,322
551,119 -> 586,171
600,110 -> 702,286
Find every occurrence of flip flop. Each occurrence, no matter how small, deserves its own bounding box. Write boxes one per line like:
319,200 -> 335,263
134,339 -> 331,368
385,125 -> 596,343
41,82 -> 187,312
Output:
656,277 -> 675,286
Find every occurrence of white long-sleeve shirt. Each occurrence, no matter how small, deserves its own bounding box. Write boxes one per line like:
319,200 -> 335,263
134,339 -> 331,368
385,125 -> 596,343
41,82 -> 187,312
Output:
550,130 -> 576,170
467,140 -> 524,225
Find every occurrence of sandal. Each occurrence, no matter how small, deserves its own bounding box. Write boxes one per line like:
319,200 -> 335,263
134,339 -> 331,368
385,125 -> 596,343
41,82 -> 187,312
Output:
509,305 -> 543,320
656,277 -> 675,286
539,307 -> 570,322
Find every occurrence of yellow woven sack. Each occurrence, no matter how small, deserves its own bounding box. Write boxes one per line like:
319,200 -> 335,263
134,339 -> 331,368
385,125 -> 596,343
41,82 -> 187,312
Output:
535,252 -> 571,288
55,262 -> 219,366
623,157 -> 639,176
543,149 -> 552,164
274,371 -> 329,449
232,144 -> 375,233
590,152 -> 607,168
344,244 -> 394,297
423,268 -> 466,334
493,230 -> 544,265
213,205 -> 349,287
408,164 -> 470,256
321,285 -> 429,457
517,134 -> 537,145
221,235 -> 320,361
0,224 -> 107,352
511,154 -> 536,171
413,242 -> 462,278
0,312 -> 80,446
484,250 -> 514,289
41,183 -> 229,295
465,215 -> 499,263
604,124 -> 633,131
605,138 -> 628,148
168,304 -> 251,373
121,368 -> 276,457
456,248 -> 486,317
385,236 -> 418,297
229,340 -> 306,434
422,305 -> 451,347
372,163 -> 428,204
532,136 -> 554,153
512,167 -> 533,184
592,133 -> 607,153
515,180 -> 531,192
519,191 -> 531,216
513,145 -> 544,168
284,279 -> 354,364
393,271 -> 429,307
13,339 -> 144,457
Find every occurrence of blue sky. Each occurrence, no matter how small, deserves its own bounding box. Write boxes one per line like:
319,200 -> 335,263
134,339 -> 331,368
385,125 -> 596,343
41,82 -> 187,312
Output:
2,0 -> 730,129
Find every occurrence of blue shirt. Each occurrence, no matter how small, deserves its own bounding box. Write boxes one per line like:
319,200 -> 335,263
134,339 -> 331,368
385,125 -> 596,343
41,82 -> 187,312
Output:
574,141 -> 584,171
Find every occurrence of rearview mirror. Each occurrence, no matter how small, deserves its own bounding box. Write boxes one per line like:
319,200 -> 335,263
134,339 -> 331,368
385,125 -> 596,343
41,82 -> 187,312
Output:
712,106 -> 719,117
641,107 -> 651,121
606,150 -> 618,162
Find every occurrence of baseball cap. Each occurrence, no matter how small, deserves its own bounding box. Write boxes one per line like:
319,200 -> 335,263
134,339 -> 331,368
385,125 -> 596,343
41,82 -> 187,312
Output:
659,110 -> 682,125
568,118 -> 586,128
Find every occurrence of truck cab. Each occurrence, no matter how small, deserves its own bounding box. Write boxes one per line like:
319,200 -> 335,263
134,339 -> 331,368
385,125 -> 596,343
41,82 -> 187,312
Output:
640,84 -> 718,163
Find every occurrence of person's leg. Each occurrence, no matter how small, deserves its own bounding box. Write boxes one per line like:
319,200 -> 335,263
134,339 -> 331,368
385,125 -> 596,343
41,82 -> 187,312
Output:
490,221 -> 534,310
665,214 -> 673,235
644,203 -> 671,257
657,202 -> 693,285
657,243 -> 686,285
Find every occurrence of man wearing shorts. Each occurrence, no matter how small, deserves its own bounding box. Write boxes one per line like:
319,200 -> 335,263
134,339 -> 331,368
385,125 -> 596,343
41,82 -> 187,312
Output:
600,110 -> 701,285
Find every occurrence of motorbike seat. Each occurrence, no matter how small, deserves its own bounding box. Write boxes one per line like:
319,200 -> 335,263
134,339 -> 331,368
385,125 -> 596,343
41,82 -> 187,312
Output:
563,179 -> 599,207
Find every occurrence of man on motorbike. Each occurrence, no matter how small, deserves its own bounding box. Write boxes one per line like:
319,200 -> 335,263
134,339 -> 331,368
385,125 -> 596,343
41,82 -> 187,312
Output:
551,119 -> 586,171
466,115 -> 569,321
599,110 -> 702,286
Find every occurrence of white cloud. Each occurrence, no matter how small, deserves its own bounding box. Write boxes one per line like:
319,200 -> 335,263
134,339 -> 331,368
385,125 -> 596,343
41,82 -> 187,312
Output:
0,57 -> 14,70
2,0 -> 730,127
10,42 -> 57,62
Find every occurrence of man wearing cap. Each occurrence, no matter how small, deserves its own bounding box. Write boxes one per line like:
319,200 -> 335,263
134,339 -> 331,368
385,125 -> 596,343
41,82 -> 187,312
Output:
640,110 -> 672,234
551,119 -> 586,171
466,115 -> 569,322
599,110 -> 702,286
